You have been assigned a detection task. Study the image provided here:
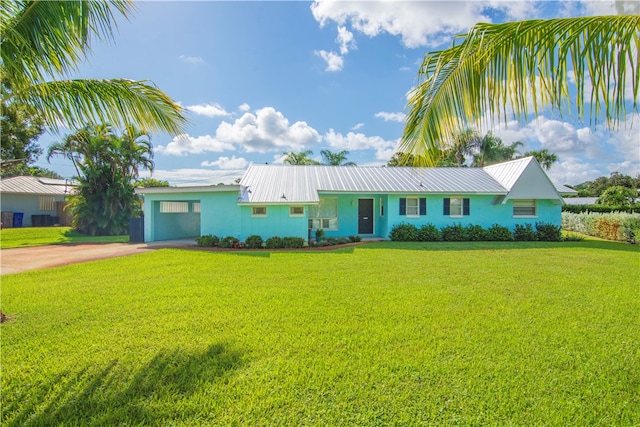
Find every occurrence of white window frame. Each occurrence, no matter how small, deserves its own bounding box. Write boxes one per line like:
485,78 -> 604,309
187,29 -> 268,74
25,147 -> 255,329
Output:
252,206 -> 267,217
513,199 -> 537,217
39,196 -> 56,211
192,202 -> 201,213
289,206 -> 304,217
449,197 -> 463,217
406,197 -> 420,217
308,198 -> 338,230
160,201 -> 189,213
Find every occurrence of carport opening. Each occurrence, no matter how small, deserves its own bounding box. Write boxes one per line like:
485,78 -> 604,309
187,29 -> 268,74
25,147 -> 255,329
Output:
154,200 -> 201,241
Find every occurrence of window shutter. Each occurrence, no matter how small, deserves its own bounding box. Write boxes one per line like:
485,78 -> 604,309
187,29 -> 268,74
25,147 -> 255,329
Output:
443,198 -> 450,215
399,198 -> 406,215
463,198 -> 470,215
419,198 -> 426,215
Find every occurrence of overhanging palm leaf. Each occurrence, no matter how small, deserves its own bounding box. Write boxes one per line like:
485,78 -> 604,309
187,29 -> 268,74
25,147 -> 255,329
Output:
400,15 -> 640,166
17,79 -> 186,134
1,0 -> 186,135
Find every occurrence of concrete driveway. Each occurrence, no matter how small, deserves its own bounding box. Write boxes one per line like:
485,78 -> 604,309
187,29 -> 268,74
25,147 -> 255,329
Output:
0,240 -> 195,275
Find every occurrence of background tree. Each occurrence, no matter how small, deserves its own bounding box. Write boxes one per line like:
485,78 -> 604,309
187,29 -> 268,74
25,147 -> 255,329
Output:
48,124 -> 153,235
134,177 -> 170,188
471,133 -> 522,167
1,0 -> 186,135
596,185 -> 638,206
400,14 -> 639,165
521,149 -> 558,170
573,172 -> 640,196
283,150 -> 320,165
320,149 -> 356,166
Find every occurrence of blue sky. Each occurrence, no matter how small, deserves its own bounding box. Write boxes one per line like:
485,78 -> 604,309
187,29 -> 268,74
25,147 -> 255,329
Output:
37,0 -> 639,186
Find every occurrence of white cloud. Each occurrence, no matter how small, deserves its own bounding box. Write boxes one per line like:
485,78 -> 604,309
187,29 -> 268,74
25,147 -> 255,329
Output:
315,49 -> 344,72
351,123 -> 364,131
216,107 -> 321,153
238,103 -> 251,112
324,129 -> 398,160
185,103 -> 230,118
201,156 -> 249,170
311,1 -> 507,49
375,111 -> 405,123
155,134 -> 235,156
337,25 -> 356,54
178,55 -> 205,64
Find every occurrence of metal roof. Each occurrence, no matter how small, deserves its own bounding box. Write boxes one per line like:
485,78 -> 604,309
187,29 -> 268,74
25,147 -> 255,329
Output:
0,176 -> 75,195
483,157 -> 533,190
239,165 -> 509,203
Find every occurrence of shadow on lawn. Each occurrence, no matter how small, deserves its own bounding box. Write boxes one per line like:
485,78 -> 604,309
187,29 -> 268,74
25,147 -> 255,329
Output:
357,240 -> 640,253
5,343 -> 244,426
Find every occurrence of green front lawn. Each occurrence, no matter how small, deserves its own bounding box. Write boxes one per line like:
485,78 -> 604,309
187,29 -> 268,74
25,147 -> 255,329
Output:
0,227 -> 129,249
2,241 -> 639,425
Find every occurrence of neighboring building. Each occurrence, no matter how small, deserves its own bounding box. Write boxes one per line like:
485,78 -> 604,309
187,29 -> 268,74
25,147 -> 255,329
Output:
136,157 -> 567,243
563,197 -> 598,205
0,176 -> 75,227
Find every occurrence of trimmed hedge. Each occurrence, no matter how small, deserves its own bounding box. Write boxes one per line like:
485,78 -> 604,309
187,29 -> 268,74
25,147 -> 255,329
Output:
562,204 -> 639,214
562,211 -> 640,244
389,222 -> 563,242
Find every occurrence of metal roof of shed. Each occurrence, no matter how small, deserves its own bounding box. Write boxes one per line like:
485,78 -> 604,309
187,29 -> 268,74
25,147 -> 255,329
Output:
0,176 -> 75,195
239,165 -> 509,203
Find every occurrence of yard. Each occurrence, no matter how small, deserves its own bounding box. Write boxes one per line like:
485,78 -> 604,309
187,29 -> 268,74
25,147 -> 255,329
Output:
1,241 -> 639,425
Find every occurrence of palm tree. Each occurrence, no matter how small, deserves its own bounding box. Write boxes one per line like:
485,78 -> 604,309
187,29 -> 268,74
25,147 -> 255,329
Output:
1,1 -> 186,135
522,149 -> 558,170
283,150 -> 320,165
48,124 -> 154,235
472,133 -> 523,167
400,14 -> 639,166
320,149 -> 356,166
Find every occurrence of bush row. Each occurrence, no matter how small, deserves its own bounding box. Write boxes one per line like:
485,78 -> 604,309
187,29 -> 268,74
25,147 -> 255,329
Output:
562,204 -> 639,214
389,222 -> 562,242
562,211 -> 640,244
195,234 -> 362,249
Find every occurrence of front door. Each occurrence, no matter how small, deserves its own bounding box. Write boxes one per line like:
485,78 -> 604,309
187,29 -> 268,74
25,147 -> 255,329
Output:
358,198 -> 374,234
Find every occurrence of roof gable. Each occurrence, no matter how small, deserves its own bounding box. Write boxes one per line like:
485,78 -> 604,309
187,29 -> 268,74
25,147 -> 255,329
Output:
484,157 -> 562,201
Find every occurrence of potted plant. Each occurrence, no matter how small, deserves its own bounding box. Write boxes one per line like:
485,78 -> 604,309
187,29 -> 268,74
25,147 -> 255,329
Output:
315,228 -> 325,242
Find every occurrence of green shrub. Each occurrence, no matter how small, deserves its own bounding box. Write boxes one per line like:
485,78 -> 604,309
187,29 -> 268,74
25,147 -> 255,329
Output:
620,216 -> 640,244
562,204 -> 639,214
315,228 -> 325,241
348,235 -> 362,242
441,224 -> 466,241
389,223 -> 418,241
417,224 -> 441,241
486,224 -> 513,241
562,211 -> 640,244
536,223 -> 562,241
219,236 -> 240,248
513,224 -> 537,241
245,235 -> 263,249
562,232 -> 585,242
195,234 -> 219,247
264,236 -> 284,249
282,237 -> 305,248
465,224 -> 488,241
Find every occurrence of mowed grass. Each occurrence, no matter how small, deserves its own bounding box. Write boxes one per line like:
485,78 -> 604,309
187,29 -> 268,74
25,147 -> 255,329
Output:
1,241 -> 639,425
0,227 -> 128,249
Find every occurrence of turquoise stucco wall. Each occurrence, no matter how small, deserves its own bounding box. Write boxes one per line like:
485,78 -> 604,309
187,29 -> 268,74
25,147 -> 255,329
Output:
384,194 -> 561,238
142,190 -> 561,242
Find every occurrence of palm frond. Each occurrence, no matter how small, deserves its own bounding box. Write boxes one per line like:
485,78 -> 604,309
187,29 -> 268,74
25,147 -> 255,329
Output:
15,78 -> 187,135
1,0 -> 134,93
400,15 -> 640,166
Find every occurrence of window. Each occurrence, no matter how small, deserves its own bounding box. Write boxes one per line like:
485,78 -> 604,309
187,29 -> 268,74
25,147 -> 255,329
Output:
193,202 -> 201,213
160,201 -> 189,213
399,197 -> 426,217
308,198 -> 338,230
513,199 -> 536,217
380,197 -> 384,217
443,197 -> 469,217
39,196 -> 55,211
289,206 -> 304,216
252,206 -> 267,216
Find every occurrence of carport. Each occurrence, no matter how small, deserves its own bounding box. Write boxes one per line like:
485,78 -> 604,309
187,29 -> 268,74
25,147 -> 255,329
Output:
152,200 -> 201,241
